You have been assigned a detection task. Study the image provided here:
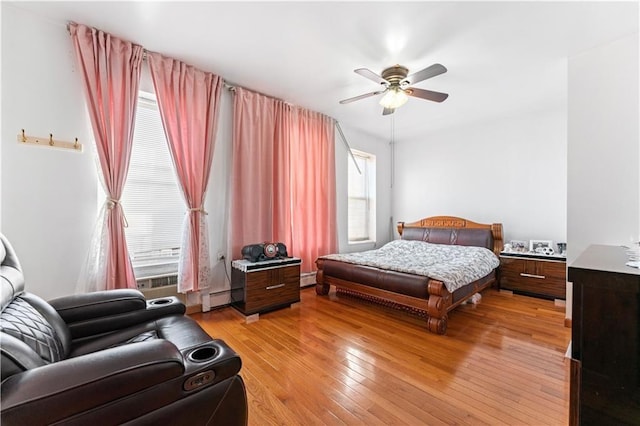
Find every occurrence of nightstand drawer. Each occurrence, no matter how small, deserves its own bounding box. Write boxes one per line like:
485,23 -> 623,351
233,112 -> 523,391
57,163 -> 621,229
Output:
500,256 -> 566,299
245,266 -> 300,291
231,261 -> 301,315
244,278 -> 300,313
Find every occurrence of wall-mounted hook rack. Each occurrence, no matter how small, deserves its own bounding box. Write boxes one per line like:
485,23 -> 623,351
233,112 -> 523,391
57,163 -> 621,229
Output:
17,129 -> 83,152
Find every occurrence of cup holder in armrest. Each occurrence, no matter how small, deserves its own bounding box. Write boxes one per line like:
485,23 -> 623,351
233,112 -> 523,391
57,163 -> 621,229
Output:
147,296 -> 181,309
145,296 -> 185,316
182,340 -> 242,388
188,345 -> 218,363
149,298 -> 173,306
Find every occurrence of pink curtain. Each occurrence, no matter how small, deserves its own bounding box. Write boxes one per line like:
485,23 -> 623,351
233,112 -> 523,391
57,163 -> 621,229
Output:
70,23 -> 142,291
231,89 -> 336,273
290,109 -> 337,272
147,52 -> 222,293
230,89 -> 292,259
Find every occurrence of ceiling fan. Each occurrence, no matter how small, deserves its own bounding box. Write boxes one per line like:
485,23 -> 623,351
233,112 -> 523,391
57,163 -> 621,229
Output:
339,63 -> 449,115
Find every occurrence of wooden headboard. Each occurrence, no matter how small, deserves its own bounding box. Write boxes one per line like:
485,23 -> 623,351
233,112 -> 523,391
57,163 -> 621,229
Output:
397,215 -> 504,256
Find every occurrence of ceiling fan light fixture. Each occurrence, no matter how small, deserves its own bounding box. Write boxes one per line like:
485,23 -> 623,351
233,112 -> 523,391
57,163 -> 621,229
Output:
379,87 -> 408,109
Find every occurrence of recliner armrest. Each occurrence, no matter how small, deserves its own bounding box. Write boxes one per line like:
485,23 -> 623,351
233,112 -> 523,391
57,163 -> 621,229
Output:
49,289 -> 148,322
1,340 -> 184,425
49,290 -> 186,339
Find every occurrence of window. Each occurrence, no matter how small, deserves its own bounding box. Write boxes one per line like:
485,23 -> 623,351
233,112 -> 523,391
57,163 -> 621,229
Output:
120,92 -> 184,279
348,149 -> 376,243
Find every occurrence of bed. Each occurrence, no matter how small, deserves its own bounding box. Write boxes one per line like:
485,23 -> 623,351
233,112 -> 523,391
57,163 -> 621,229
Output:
315,216 -> 503,334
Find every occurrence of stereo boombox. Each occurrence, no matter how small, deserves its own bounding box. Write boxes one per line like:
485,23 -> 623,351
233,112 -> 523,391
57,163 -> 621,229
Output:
241,242 -> 288,263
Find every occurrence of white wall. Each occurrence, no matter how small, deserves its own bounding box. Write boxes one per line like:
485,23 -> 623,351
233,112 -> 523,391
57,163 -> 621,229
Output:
565,32 -> 639,320
567,32 -> 639,262
393,105 -> 568,246
1,4 -> 97,300
0,4 -> 390,303
203,89 -> 234,304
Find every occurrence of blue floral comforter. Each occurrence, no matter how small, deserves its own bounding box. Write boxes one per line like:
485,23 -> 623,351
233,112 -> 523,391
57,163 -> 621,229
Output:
320,239 -> 499,293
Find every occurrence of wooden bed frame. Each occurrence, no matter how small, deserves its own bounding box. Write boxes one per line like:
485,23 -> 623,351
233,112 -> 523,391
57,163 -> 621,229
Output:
315,216 -> 504,334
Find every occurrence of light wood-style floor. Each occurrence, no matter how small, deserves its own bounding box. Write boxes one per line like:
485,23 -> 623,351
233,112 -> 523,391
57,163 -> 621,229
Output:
193,287 -> 571,425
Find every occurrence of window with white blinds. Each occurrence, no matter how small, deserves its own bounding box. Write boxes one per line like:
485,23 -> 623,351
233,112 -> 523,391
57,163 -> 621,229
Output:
120,92 -> 184,276
348,150 -> 376,243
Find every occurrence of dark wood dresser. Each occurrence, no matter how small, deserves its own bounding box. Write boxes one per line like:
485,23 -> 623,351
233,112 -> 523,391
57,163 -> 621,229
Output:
499,252 -> 566,299
568,244 -> 640,425
231,258 -> 301,316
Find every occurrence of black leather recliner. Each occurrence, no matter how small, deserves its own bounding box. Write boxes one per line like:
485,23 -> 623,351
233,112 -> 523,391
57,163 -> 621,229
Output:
0,233 -> 248,425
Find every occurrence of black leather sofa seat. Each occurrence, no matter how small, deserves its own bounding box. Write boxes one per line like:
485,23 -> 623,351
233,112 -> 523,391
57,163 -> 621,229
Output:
0,233 -> 248,425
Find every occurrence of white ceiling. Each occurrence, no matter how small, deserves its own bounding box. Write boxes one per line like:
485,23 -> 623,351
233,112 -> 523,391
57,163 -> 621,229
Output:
12,1 -> 639,142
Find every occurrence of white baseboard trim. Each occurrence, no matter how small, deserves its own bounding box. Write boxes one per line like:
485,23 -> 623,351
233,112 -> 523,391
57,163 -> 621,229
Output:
300,272 -> 316,287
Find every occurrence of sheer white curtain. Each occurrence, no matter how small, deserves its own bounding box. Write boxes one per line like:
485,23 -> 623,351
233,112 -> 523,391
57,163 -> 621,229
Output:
147,52 -> 222,293
70,23 -> 143,292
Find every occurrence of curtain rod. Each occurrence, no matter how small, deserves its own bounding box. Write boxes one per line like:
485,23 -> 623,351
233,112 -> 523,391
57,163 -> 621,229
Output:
222,81 -> 296,107
65,21 -> 337,126
67,22 -> 149,60
335,122 -> 362,175
65,21 -> 294,107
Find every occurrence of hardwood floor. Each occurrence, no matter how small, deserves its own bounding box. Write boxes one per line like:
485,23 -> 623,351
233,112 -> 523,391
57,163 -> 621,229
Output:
192,287 -> 571,425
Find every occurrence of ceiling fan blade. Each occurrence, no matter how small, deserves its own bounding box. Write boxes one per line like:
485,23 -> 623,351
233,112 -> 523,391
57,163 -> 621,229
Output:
404,63 -> 447,85
406,87 -> 449,103
382,107 -> 395,116
339,90 -> 385,104
354,68 -> 388,85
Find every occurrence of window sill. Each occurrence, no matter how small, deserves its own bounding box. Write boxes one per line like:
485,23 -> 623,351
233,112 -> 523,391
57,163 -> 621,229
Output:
348,240 -> 376,246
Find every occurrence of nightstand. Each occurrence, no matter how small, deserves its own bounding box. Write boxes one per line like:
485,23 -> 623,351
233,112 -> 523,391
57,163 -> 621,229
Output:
499,252 -> 567,300
231,258 -> 301,316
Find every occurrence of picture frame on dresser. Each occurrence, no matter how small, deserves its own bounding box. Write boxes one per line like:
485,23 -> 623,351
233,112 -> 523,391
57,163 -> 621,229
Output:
529,239 -> 553,253
508,240 -> 528,253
